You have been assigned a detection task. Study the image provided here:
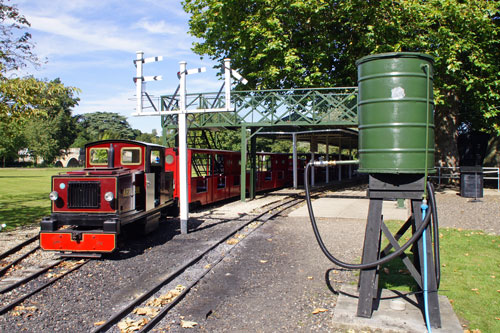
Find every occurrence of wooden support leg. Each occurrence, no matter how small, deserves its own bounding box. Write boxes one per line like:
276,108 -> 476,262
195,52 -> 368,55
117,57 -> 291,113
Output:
357,198 -> 383,318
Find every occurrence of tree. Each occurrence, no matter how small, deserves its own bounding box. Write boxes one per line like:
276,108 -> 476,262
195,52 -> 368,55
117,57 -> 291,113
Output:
0,0 -> 40,73
23,78 -> 79,165
73,112 -> 136,148
183,0 -> 500,166
0,77 -> 79,166
135,129 -> 162,145
0,1 -> 79,166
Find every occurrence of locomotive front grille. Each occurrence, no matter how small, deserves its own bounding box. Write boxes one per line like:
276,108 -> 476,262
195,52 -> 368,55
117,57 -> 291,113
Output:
68,181 -> 101,209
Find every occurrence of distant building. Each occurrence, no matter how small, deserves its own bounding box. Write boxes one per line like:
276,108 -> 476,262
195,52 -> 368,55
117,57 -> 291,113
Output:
18,148 -> 85,167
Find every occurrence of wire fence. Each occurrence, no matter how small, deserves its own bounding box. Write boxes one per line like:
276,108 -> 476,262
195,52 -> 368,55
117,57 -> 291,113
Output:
430,166 -> 500,191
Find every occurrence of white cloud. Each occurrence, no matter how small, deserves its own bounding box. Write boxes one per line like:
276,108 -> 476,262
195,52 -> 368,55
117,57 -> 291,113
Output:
134,18 -> 185,35
27,15 -> 147,54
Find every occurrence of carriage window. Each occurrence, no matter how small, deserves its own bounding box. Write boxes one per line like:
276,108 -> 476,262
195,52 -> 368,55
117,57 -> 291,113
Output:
192,153 -> 211,177
259,155 -> 272,172
121,148 -> 141,165
89,148 -> 108,165
214,154 -> 225,174
151,150 -> 161,165
217,176 -> 226,189
196,178 -> 207,193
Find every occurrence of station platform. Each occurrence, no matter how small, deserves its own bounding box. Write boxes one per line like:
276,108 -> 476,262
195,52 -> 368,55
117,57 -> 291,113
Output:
166,185 -> 463,332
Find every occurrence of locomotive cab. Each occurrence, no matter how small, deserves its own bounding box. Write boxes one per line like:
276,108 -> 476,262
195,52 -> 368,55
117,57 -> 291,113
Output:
40,140 -> 174,255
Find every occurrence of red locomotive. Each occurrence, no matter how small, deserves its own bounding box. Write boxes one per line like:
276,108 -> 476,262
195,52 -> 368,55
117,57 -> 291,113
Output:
40,140 -> 174,255
40,140 -> 291,255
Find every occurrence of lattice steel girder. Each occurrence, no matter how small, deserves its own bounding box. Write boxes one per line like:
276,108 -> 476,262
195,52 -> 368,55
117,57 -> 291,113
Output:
161,87 -> 358,130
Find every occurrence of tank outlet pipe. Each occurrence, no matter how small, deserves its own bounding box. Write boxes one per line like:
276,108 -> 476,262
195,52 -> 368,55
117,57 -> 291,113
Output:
311,160 -> 359,167
421,201 -> 432,333
304,160 -> 435,270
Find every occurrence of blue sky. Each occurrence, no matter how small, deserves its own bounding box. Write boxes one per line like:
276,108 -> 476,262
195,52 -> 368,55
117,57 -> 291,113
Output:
15,0 -> 221,133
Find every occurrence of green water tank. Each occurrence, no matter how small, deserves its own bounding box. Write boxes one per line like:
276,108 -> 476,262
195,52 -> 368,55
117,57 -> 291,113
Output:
356,52 -> 435,174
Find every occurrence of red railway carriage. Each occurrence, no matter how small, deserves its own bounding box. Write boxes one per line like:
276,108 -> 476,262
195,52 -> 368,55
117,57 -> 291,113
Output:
164,148 -> 291,205
40,140 -> 174,255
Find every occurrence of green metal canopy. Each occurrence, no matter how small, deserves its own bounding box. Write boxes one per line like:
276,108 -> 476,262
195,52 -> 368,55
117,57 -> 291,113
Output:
160,87 -> 359,200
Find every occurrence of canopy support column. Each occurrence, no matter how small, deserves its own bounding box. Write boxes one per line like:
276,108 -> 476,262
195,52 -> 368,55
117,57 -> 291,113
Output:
249,128 -> 257,199
240,126 -> 247,202
293,133 -> 298,189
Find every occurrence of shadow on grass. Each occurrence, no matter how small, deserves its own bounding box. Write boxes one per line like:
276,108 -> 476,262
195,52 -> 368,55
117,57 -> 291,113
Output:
0,205 -> 49,230
379,252 -> 419,292
0,193 -> 48,205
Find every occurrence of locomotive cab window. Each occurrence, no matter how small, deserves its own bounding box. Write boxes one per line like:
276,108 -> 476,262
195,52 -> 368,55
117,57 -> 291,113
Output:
89,148 -> 108,165
150,150 -> 161,165
121,148 -> 142,165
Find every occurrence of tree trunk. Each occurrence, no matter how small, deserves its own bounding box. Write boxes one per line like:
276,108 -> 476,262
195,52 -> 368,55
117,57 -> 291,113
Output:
434,104 -> 459,168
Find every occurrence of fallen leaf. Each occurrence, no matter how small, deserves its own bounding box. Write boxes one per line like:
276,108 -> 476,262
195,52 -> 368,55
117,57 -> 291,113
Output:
471,288 -> 478,291
134,307 -> 160,317
94,321 -> 106,326
312,308 -> 328,314
465,253 -> 469,256
180,320 -> 198,328
118,317 -> 148,332
259,260 -> 268,263
491,276 -> 496,279
307,276 -> 313,280
204,264 -> 211,269
226,238 -> 239,245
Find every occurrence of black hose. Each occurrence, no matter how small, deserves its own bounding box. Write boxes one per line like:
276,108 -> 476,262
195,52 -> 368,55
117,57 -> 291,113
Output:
305,161 -> 434,270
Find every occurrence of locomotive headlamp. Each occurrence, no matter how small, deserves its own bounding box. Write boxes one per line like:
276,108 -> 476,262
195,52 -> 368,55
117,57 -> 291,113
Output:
49,191 -> 59,201
104,191 -> 114,202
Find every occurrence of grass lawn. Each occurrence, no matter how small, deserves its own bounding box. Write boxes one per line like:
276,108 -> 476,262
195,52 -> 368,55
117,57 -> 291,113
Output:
0,168 -> 79,231
379,220 -> 500,332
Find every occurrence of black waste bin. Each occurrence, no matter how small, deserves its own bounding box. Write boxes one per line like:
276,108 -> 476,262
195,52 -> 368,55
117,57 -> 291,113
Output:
460,166 -> 483,198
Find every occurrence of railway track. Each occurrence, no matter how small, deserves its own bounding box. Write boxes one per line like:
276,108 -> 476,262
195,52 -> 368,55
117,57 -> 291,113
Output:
0,235 -> 89,315
92,194 -> 306,333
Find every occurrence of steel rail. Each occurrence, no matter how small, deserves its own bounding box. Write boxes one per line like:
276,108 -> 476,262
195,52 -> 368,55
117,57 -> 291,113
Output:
0,259 -> 63,294
92,194 -> 307,333
0,234 -> 39,261
0,246 -> 39,278
0,259 -> 89,315
139,196 -> 304,332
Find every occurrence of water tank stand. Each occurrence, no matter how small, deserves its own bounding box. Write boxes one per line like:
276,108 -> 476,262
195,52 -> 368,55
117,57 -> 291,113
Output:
356,174 -> 441,329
